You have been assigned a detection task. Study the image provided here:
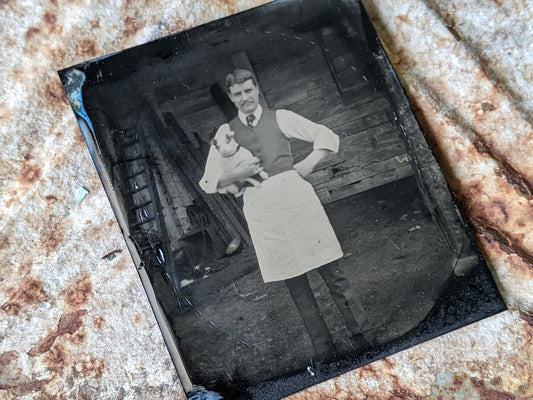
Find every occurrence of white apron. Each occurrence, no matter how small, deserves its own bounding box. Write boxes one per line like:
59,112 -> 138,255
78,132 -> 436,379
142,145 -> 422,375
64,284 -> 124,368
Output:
242,170 -> 343,283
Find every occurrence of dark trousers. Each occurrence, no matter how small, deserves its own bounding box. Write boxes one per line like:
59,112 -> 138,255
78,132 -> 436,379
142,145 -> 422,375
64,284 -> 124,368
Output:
284,260 -> 369,354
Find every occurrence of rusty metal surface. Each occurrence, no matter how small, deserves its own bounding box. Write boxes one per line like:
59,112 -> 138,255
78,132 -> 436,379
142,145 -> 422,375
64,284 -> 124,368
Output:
0,0 -> 532,399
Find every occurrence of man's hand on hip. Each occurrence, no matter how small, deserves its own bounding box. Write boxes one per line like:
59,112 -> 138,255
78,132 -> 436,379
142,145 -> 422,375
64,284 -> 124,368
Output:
294,149 -> 330,178
293,158 -> 315,178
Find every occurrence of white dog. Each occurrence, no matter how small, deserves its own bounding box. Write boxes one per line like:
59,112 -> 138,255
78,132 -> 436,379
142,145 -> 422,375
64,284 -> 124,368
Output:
211,127 -> 268,197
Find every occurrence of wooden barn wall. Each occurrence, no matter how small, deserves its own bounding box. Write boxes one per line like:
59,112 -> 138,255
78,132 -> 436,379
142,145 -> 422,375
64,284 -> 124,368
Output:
156,27 -> 413,205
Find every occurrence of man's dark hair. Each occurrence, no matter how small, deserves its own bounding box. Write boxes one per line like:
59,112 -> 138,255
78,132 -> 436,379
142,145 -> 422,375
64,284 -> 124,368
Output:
224,69 -> 257,93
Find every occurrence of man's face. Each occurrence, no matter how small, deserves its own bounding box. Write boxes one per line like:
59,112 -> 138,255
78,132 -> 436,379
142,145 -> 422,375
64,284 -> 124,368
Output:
228,78 -> 259,115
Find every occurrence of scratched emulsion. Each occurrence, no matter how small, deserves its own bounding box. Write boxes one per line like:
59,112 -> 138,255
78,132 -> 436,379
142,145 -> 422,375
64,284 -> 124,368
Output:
1,0 -> 532,399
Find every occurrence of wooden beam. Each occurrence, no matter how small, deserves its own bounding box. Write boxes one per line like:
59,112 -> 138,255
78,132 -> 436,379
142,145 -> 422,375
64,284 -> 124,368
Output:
318,165 -> 414,204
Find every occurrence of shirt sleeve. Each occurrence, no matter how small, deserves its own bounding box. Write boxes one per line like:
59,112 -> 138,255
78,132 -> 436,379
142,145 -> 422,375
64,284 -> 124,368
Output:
198,125 -> 228,194
276,109 -> 340,153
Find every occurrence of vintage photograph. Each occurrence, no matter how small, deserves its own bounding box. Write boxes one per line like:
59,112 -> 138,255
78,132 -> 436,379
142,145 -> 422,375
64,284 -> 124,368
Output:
59,0 -> 506,398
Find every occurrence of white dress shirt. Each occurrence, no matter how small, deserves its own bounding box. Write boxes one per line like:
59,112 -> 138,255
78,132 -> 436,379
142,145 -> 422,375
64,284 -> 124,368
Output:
199,105 -> 339,193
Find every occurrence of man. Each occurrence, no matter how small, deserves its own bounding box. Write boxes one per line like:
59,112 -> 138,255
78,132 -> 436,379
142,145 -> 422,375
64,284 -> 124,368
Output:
199,69 -> 372,363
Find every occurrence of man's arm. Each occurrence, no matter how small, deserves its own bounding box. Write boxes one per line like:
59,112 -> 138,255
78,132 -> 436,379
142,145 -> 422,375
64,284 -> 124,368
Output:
276,109 -> 339,177
199,144 -> 224,194
199,124 -> 263,193
217,157 -> 263,188
293,148 -> 331,178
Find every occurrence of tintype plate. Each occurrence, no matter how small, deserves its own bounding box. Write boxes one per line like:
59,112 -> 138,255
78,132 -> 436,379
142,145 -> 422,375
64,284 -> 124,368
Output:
59,1 -> 506,398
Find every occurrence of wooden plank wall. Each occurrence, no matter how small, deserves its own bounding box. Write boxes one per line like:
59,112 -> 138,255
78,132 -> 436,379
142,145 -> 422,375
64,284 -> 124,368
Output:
248,30 -> 413,203
155,27 -> 413,205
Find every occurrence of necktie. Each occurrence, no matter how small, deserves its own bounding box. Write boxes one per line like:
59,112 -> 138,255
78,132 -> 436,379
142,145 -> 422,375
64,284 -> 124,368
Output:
246,114 -> 256,127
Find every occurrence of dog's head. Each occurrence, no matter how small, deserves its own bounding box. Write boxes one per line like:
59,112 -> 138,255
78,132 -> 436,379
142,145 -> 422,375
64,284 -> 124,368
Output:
211,130 -> 239,157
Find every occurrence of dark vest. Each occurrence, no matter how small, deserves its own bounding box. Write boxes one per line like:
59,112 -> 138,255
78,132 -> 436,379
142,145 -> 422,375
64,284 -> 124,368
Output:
229,109 -> 294,177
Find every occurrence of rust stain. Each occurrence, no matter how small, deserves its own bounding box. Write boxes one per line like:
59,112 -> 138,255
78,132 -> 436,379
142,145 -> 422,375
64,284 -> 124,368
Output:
18,261 -> 33,278
59,310 -> 88,335
491,199 -> 509,223
58,310 -> 88,333
480,238 -> 533,279
491,377 -> 503,386
44,343 -> 69,372
427,372 -> 530,400
473,140 -> 491,155
65,277 -> 93,310
0,102 -> 14,123
481,101 -> 497,112
107,219 -> 115,227
499,157 -> 533,198
45,195 -> 59,202
28,310 -> 88,356
93,316 -> 105,330
39,391 -> 67,400
519,310 -> 533,328
75,39 -> 97,58
358,364 -> 379,380
124,16 -> 147,38
44,81 -> 68,105
453,174 -> 533,267
516,218 -> 527,228
470,218 -> 533,266
1,278 -> 48,317
214,0 -> 240,15
470,136 -> 532,198
68,332 -> 87,345
388,387 -> 425,400
87,225 -> 102,241
19,161 -> 42,185
10,67 -> 25,82
0,234 -> 10,250
381,357 -> 395,369
1,302 -> 21,316
73,356 -> 105,378
113,257 -> 128,271
25,27 -> 41,40
394,14 -> 410,28
470,376 -> 517,400
48,46 -> 66,67
90,19 -> 100,29
0,351 -> 18,368
5,194 -> 17,209
27,333 -> 58,358
133,314 -> 143,325
43,11 -> 57,26
0,371 -> 50,397
40,227 -> 64,256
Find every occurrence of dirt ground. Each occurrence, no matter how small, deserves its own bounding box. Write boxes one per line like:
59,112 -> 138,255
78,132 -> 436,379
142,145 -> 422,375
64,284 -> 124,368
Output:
162,176 -> 505,399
